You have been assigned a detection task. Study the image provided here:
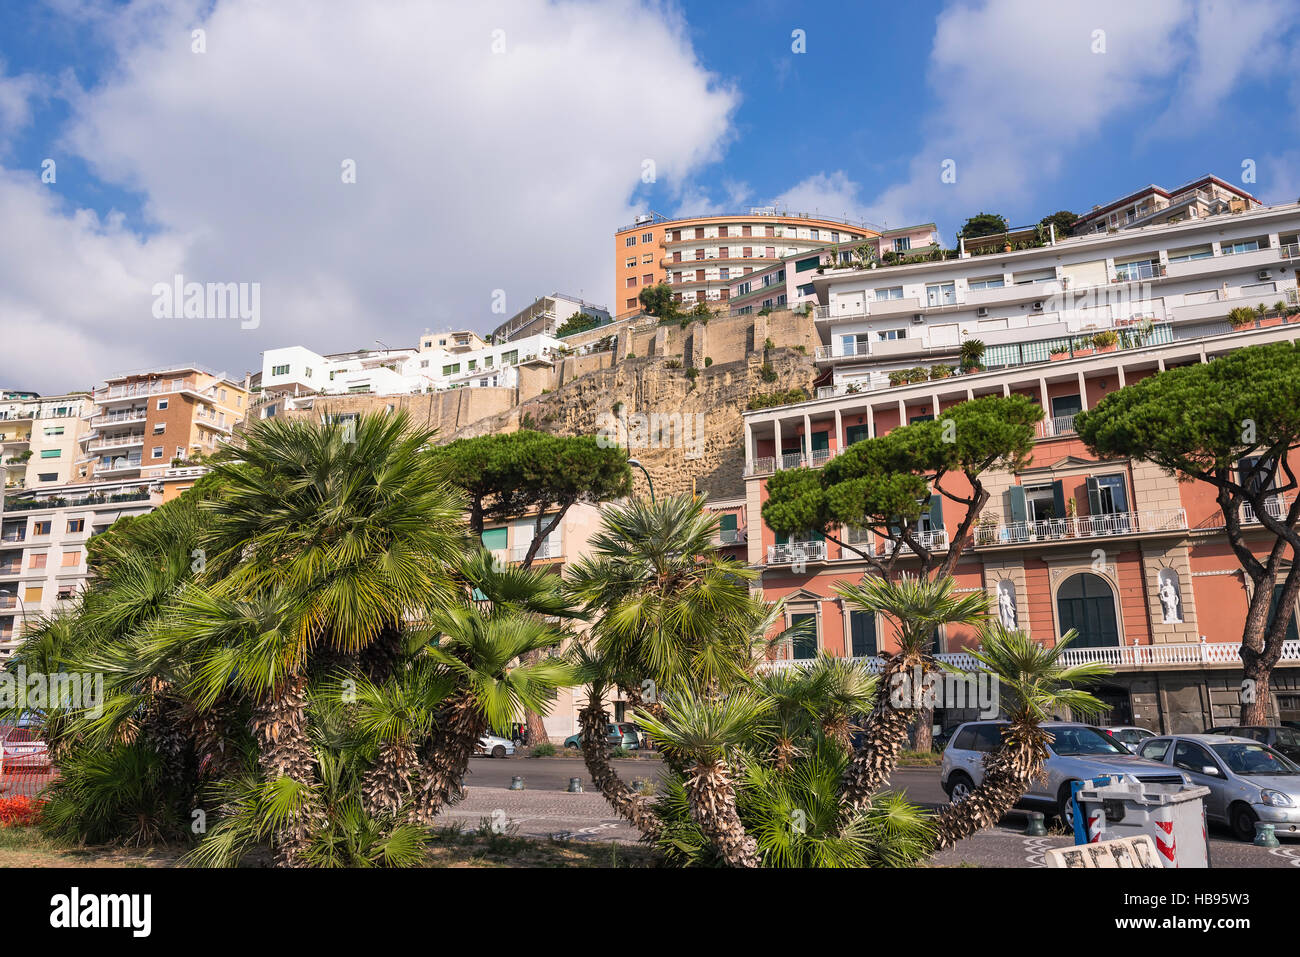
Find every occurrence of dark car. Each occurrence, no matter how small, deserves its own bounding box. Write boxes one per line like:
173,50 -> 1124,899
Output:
1205,725 -> 1300,762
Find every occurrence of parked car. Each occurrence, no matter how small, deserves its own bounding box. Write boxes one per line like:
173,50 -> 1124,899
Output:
1203,725 -> 1300,763
1100,726 -> 1157,748
941,721 -> 1188,824
473,733 -> 515,759
1136,733 -> 1300,841
563,723 -> 640,751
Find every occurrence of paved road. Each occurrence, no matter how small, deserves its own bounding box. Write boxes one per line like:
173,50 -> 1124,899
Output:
459,758 -> 1300,866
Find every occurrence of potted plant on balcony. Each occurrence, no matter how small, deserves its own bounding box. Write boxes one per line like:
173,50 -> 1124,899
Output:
1091,330 -> 1118,353
1049,345 -> 1068,361
958,337 -> 985,373
1260,301 -> 1286,328
929,364 -> 954,380
1227,305 -> 1257,330
888,370 -> 908,387
906,366 -> 930,384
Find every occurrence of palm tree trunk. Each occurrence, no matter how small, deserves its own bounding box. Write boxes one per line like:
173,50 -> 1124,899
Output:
409,690 -> 486,825
362,740 -> 416,818
685,760 -> 759,868
578,699 -> 660,840
249,674 -> 320,867
519,649 -> 551,746
840,654 -> 916,809
931,723 -> 1049,851
911,704 -> 935,752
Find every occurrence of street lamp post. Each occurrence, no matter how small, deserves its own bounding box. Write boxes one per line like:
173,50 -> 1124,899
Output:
626,457 -> 654,502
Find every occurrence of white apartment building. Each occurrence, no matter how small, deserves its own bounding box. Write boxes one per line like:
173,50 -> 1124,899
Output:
0,477 -> 158,657
491,293 -> 610,343
258,331 -> 564,414
811,200 -> 1300,397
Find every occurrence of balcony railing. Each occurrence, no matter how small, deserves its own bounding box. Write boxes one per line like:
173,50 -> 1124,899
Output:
1241,495 -> 1293,525
96,379 -> 199,401
718,528 -> 746,545
767,540 -> 828,564
86,435 -> 145,452
979,507 -> 1187,546
758,640 -> 1300,675
89,409 -> 147,427
1037,414 -> 1078,438
511,540 -> 561,562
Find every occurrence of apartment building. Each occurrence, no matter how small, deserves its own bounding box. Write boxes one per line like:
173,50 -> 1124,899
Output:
614,210 -> 879,316
490,293 -> 611,343
0,477 -> 159,656
740,202 -> 1300,733
0,392 -> 93,491
810,199 -> 1300,397
1071,175 -> 1260,236
257,331 -> 564,417
726,224 -> 942,317
76,365 -> 249,481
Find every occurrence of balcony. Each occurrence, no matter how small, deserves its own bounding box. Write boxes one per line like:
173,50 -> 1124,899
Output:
768,540 -> 827,565
89,409 -> 147,427
1058,639 -> 1300,669
757,650 -> 980,675
977,507 -> 1187,546
86,434 -> 145,453
1036,414 -> 1077,438
718,528 -> 746,545
511,540 -> 561,562
1242,495 -> 1293,525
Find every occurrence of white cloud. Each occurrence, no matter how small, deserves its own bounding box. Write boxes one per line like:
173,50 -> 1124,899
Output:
0,0 -> 738,392
773,0 -> 1298,236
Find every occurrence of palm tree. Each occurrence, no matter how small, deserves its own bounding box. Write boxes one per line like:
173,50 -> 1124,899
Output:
930,623 -> 1112,850
566,495 -> 766,835
833,574 -> 988,809
634,691 -> 771,867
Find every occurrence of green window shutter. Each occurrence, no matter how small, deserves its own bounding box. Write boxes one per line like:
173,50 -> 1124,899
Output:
846,424 -> 871,446
481,527 -> 507,550
1007,485 -> 1027,524
1052,480 -> 1066,518
790,613 -> 817,659
719,513 -> 737,532
929,494 -> 943,530
40,449 -> 61,459
795,256 -> 819,272
775,530 -> 789,545
1086,477 -> 1102,516
849,611 -> 877,658
812,431 -> 830,452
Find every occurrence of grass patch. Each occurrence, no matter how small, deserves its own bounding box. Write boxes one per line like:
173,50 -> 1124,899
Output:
0,827 -> 183,868
529,743 -> 557,757
425,823 -> 657,868
898,750 -> 942,767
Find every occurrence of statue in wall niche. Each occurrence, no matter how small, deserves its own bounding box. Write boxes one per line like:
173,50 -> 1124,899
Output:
1158,569 -> 1183,624
997,579 -> 1017,629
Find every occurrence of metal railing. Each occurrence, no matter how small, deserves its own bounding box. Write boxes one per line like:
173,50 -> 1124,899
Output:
981,507 -> 1186,545
718,528 -> 745,544
85,435 -> 145,452
1037,414 -> 1078,438
767,540 -> 827,564
1241,495 -> 1293,524
511,540 -> 561,562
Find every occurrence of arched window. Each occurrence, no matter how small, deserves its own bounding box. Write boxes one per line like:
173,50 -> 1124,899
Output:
1056,573 -> 1120,648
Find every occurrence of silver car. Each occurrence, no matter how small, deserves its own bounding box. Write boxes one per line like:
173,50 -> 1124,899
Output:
1135,733 -> 1300,841
941,721 -> 1188,823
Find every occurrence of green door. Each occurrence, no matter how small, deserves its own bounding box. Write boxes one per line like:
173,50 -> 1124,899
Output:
1056,574 -> 1119,649
790,612 -> 817,660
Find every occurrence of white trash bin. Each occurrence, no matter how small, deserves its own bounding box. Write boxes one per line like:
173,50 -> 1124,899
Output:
1072,775 -> 1212,868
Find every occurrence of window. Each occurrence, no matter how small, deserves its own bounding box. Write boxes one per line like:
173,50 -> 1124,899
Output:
61,551 -> 80,567
1056,573 -> 1119,649
1222,239 -> 1260,255
271,364 -> 290,376
501,350 -> 518,365
797,283 -> 815,297
43,426 -> 64,437
625,258 -> 636,268
694,248 -> 704,260
742,225 -> 752,237
1138,739 -> 1171,762
37,473 -> 57,483
67,519 -> 84,533
968,276 -> 1004,290
442,364 -> 460,375
642,232 -> 653,243
467,360 -> 476,371
874,286 -> 904,300
28,554 -> 46,569
795,256 -> 819,272
765,246 -> 776,258
849,611 -> 877,658
24,586 -> 42,604
925,282 -> 956,306
1114,259 -> 1159,281
626,297 -> 636,309
1172,741 -> 1217,775
625,236 -> 636,246
157,398 -> 168,410
152,447 -> 164,459
641,253 -> 652,263
153,423 -> 166,434
719,267 -> 729,280
642,274 -> 653,284
1168,245 -> 1212,263
32,521 -> 50,536
789,612 -> 818,660
626,277 -> 637,288
39,449 -> 60,458
1089,474 -> 1129,515
876,328 -> 907,341
894,237 -> 911,252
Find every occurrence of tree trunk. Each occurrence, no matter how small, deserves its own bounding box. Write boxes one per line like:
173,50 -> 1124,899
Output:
518,649 -> 551,746
1241,656 -> 1274,726
249,674 -> 321,867
911,705 -> 935,753
578,697 -> 660,840
840,654 -> 916,809
932,722 -> 1049,851
685,761 -> 759,868
362,739 -> 416,818
409,690 -> 487,825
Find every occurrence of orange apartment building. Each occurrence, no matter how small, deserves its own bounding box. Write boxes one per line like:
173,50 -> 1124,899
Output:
613,210 -> 879,317
75,365 -> 249,482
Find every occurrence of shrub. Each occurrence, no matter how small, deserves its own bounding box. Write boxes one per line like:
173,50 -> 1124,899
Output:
664,358 -> 682,369
1227,306 -> 1256,328
703,357 -> 713,367
1091,330 -> 1117,348
759,362 -> 778,383
929,365 -> 953,380
531,743 -> 557,757
747,388 -> 810,410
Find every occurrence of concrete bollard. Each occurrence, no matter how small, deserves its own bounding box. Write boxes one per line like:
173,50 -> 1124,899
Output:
1024,811 -> 1047,836
567,777 -> 584,793
508,775 -> 525,791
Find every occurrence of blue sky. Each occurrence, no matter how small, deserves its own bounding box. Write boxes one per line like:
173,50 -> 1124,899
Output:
1,0 -> 1298,391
